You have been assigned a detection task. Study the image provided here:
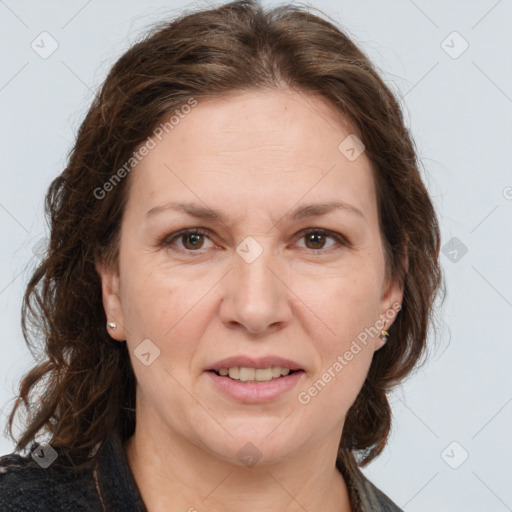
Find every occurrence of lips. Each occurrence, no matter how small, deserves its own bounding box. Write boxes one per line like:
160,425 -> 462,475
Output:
206,367 -> 304,402
205,356 -> 305,402
207,355 -> 304,373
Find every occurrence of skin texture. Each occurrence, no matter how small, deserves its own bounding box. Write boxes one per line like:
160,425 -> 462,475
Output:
97,88 -> 404,512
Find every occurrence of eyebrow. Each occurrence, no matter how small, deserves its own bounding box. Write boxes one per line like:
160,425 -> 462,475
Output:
146,200 -> 365,223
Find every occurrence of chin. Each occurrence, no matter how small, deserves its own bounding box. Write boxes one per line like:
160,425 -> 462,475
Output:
194,423 -> 306,468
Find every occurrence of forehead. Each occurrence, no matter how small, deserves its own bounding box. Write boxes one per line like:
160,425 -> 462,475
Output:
126,88 -> 378,226
159,88 -> 356,158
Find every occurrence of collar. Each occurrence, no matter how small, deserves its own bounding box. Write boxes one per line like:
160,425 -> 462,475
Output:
94,430 -> 147,511
336,448 -> 402,511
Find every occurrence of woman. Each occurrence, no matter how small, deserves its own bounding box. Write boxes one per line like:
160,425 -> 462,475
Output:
0,1 -> 444,510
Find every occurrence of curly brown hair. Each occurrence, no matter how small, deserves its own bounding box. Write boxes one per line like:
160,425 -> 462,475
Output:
4,0 -> 445,470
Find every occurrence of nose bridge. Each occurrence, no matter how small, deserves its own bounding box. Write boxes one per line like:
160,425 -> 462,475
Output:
221,234 -> 289,333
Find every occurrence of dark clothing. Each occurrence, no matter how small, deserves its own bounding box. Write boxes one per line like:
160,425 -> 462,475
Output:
0,432 -> 403,511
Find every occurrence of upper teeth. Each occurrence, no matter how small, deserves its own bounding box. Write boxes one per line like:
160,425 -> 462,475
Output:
218,367 -> 292,382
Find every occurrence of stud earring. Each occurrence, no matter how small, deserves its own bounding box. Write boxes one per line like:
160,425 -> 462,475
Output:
380,329 -> 389,343
107,321 -> 117,330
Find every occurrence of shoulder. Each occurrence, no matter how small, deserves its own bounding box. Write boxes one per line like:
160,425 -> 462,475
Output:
0,450 -> 100,511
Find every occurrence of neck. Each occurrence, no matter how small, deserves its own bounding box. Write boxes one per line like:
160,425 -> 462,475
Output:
124,425 -> 352,512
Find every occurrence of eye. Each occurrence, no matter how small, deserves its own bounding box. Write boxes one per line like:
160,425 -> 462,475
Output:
160,228 -> 215,252
295,228 -> 349,251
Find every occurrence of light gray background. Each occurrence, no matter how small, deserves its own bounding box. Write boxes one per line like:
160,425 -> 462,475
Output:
1,1 -> 511,510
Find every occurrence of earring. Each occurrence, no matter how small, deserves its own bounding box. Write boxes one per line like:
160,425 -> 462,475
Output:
107,321 -> 117,330
380,329 -> 389,343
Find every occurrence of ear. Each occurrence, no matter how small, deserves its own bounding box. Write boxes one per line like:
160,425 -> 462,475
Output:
95,259 -> 127,341
374,246 -> 408,351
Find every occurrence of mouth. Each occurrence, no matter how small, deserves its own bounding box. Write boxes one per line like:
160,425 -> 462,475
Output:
208,367 -> 304,383
205,356 -> 305,402
206,367 -> 305,403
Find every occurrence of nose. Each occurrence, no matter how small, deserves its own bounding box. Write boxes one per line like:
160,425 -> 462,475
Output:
219,241 -> 292,336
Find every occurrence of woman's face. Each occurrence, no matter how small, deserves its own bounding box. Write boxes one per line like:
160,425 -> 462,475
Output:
98,89 -> 403,466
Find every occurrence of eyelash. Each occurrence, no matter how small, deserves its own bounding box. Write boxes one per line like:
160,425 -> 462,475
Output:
159,227 -> 350,254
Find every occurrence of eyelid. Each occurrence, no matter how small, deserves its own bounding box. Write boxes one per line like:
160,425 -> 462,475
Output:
159,227 -> 351,252
159,227 -> 214,249
295,228 -> 350,250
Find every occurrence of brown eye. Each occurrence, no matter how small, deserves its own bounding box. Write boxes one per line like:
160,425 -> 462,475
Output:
304,232 -> 328,250
298,229 -> 347,251
161,228 -> 214,252
181,232 -> 205,250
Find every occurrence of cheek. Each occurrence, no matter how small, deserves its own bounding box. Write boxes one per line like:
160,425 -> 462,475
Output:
297,261 -> 382,343
296,263 -> 381,397
302,350 -> 372,428
301,285 -> 376,418
119,257 -> 211,362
